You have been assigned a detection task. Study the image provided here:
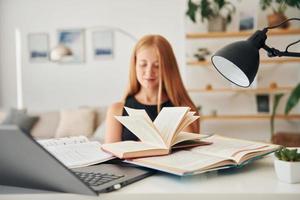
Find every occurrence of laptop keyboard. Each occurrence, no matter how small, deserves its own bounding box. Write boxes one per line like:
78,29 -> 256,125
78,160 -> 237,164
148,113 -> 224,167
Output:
74,172 -> 125,187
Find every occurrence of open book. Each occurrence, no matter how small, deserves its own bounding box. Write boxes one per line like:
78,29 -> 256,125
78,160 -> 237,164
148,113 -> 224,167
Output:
38,136 -> 114,169
126,135 -> 281,176
102,107 -> 208,159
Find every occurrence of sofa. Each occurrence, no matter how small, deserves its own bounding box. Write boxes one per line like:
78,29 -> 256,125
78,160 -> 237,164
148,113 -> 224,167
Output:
0,107 -> 108,143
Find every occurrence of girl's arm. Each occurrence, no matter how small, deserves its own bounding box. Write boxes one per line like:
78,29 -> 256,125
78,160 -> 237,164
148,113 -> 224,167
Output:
104,102 -> 124,143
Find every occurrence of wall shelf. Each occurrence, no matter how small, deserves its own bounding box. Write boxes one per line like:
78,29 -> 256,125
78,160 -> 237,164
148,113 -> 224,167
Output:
188,86 -> 293,94
187,58 -> 300,66
201,114 -> 300,121
186,29 -> 300,39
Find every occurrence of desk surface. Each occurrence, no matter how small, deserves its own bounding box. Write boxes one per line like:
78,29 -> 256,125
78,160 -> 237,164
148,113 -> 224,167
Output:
1,156 -> 300,200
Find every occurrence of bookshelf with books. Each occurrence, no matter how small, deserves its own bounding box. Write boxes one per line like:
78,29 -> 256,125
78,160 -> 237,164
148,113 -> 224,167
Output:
185,28 -> 300,140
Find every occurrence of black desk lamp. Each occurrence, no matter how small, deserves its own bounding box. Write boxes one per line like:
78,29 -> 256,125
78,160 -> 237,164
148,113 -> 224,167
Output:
211,18 -> 300,88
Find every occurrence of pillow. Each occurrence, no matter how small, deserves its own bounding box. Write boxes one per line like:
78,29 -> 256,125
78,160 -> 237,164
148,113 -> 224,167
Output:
30,111 -> 60,139
55,108 -> 96,138
92,122 -> 106,143
1,108 -> 39,134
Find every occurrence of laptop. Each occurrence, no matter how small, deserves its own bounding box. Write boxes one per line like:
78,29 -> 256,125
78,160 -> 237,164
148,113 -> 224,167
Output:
0,125 -> 154,196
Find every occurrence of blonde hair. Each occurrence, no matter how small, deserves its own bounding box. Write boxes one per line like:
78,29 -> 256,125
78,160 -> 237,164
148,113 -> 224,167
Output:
124,35 -> 199,131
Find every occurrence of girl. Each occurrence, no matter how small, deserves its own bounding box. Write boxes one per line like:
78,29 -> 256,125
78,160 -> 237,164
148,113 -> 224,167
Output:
105,35 -> 199,143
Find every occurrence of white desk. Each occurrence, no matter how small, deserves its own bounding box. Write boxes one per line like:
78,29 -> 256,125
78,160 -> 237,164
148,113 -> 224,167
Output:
1,156 -> 300,200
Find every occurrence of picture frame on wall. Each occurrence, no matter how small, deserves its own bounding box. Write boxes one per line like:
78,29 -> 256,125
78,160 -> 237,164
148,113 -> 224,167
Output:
239,11 -> 257,31
256,94 -> 270,113
92,30 -> 114,60
58,29 -> 85,63
28,33 -> 49,62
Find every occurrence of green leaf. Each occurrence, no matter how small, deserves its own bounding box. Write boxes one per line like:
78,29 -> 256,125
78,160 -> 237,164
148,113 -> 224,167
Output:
275,150 -> 281,159
276,148 -> 300,162
285,83 -> 300,114
186,0 -> 198,23
270,93 -> 284,136
288,149 -> 297,161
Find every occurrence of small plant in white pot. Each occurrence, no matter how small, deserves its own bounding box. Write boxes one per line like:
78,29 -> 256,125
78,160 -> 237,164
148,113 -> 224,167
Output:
274,147 -> 300,183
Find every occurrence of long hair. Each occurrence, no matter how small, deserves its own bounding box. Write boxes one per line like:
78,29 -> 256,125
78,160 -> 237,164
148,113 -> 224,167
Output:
123,35 -> 199,131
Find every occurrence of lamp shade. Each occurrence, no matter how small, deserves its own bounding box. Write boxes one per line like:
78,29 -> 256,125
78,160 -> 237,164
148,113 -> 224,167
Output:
211,40 -> 260,87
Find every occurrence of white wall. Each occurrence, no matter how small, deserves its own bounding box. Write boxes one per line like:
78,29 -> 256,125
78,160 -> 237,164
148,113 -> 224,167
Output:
0,0 -> 186,111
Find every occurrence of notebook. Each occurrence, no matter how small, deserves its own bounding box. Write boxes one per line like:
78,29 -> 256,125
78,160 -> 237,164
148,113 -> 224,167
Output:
37,136 -> 114,168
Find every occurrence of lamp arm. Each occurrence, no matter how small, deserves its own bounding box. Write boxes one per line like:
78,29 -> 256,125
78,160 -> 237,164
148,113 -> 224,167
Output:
262,17 -> 300,58
266,17 -> 300,30
263,44 -> 300,57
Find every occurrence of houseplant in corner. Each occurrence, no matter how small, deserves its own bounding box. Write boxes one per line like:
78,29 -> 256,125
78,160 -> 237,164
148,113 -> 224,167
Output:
274,147 -> 300,183
186,0 -> 236,32
260,0 -> 300,28
271,83 -> 300,146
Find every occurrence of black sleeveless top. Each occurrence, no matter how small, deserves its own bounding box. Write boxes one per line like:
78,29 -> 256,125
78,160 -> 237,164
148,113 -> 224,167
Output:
121,96 -> 173,141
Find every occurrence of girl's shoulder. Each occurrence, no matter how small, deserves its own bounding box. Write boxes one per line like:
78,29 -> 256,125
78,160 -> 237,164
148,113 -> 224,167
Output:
107,102 -> 124,116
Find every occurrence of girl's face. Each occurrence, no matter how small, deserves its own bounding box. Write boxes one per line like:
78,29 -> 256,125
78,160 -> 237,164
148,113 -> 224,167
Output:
136,47 -> 160,90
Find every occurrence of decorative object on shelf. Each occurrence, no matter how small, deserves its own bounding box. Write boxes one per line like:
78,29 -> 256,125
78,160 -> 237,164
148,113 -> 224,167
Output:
50,26 -> 136,62
186,0 -> 236,32
28,33 -> 49,62
196,105 -> 202,115
55,29 -> 85,63
274,147 -> 300,183
194,48 -> 211,61
260,0 -> 300,29
271,83 -> 300,145
256,94 -> 270,113
92,30 -> 114,60
211,18 -> 300,88
269,82 -> 278,89
205,84 -> 213,90
239,10 -> 256,31
210,109 -> 217,116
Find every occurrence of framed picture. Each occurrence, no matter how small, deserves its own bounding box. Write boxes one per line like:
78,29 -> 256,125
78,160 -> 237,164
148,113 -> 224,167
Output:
28,33 -> 49,62
58,29 -> 85,63
92,30 -> 114,60
239,11 -> 256,31
256,94 -> 270,113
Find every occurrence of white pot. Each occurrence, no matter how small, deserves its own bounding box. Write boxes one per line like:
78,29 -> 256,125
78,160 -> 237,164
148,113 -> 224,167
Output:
274,159 -> 300,184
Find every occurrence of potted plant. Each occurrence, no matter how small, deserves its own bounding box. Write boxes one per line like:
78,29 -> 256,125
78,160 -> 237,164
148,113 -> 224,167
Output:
274,147 -> 300,183
260,0 -> 300,28
186,0 -> 236,32
271,83 -> 300,146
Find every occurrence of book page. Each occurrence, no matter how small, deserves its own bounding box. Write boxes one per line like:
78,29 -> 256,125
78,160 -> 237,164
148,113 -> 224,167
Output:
124,107 -> 153,123
154,107 -> 190,147
115,116 -> 166,147
124,107 -> 163,138
190,135 -> 269,161
102,141 -> 168,158
232,145 -> 279,164
37,136 -> 89,148
175,112 -> 198,133
171,131 -> 201,146
131,150 -> 231,175
171,112 -> 199,144
43,141 -> 114,168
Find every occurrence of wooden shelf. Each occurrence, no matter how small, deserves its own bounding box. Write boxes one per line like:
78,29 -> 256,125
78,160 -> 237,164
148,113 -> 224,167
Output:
201,114 -> 300,121
188,86 -> 293,94
187,58 -> 300,66
186,29 -> 300,39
